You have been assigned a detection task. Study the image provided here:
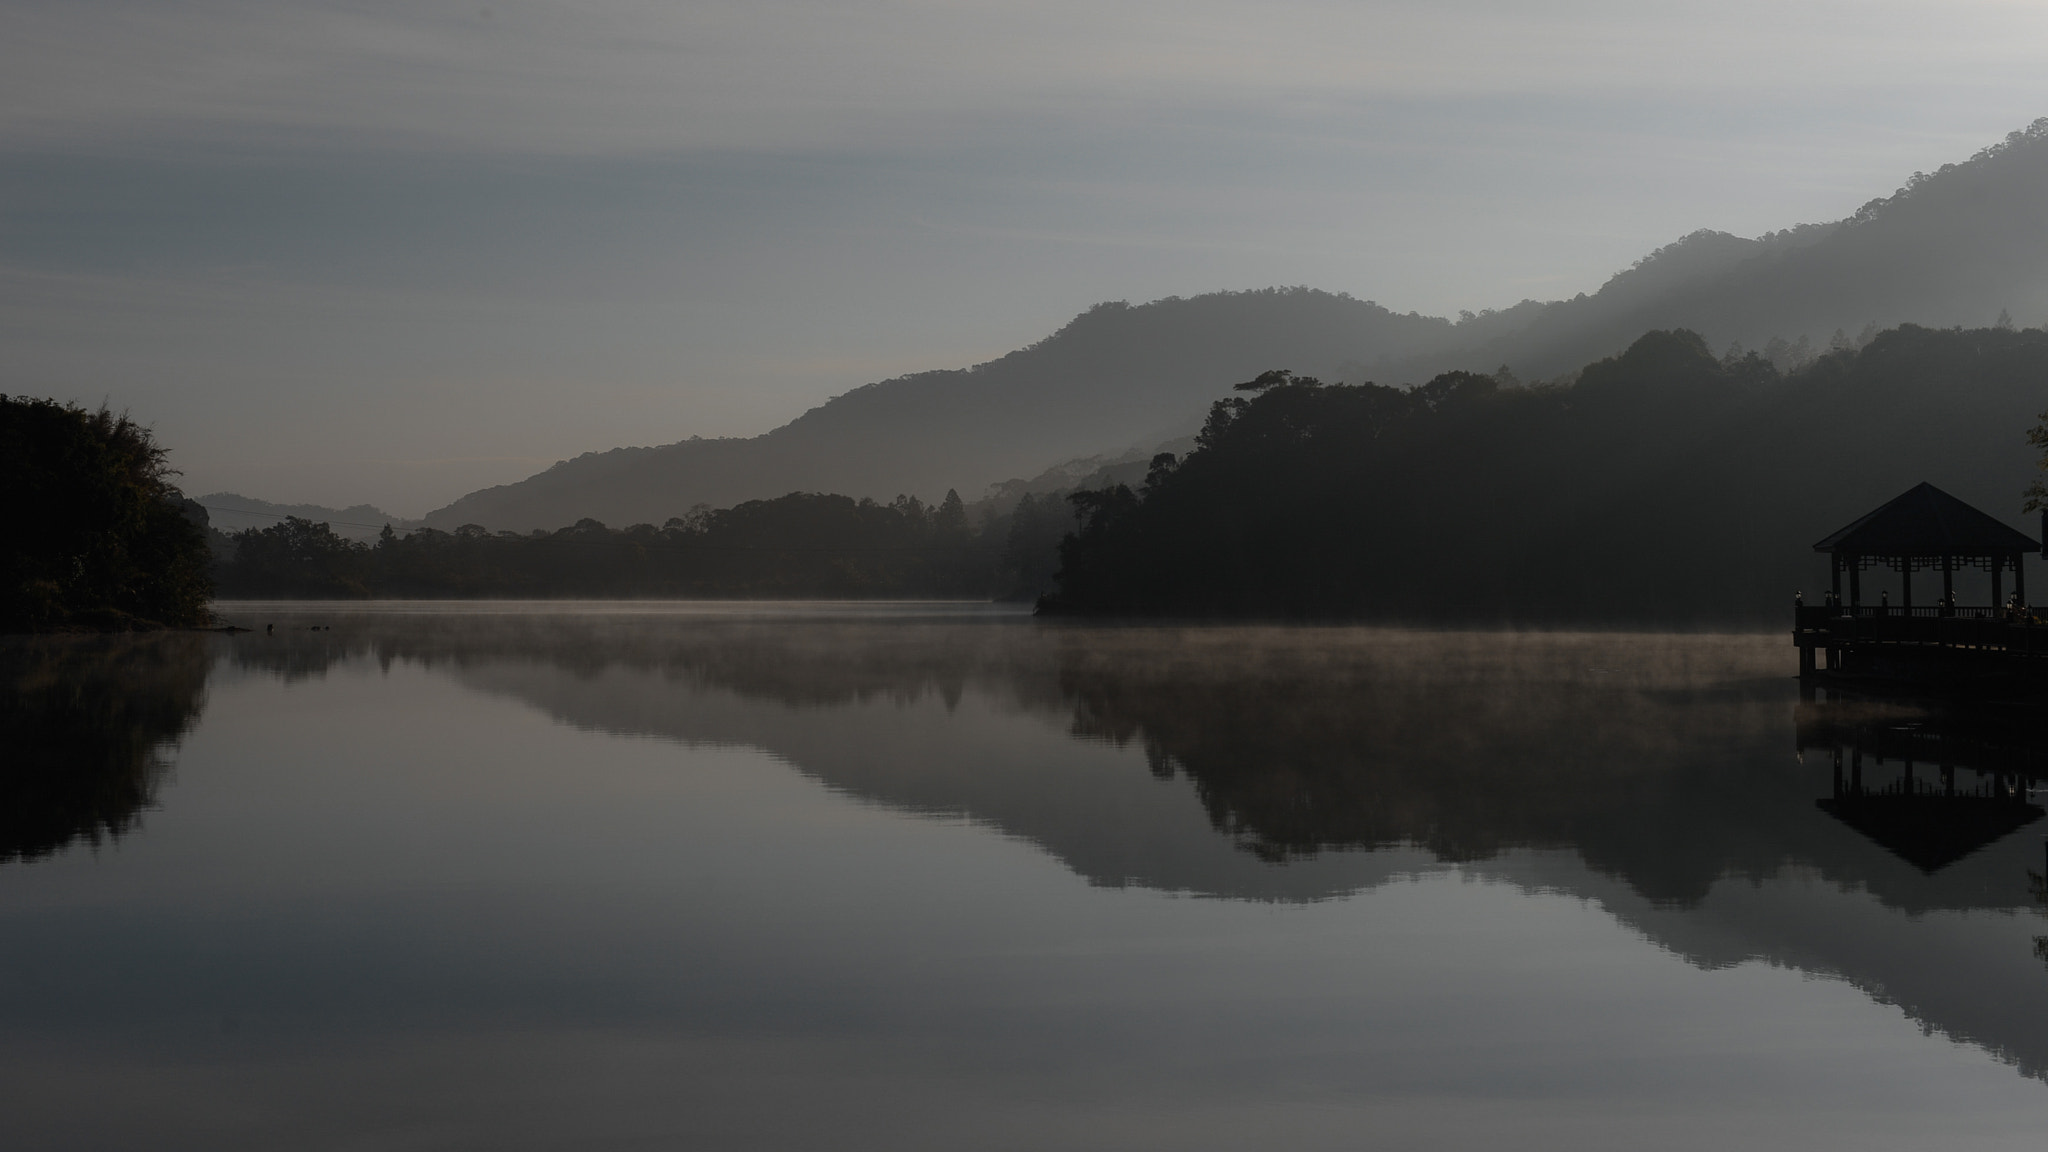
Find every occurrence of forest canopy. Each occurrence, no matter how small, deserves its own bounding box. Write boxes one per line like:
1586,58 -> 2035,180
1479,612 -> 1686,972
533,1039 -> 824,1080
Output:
1044,324 -> 2048,624
1,396 -> 213,631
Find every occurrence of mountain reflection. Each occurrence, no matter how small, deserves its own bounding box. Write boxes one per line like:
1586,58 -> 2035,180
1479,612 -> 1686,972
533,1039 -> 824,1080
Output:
0,634 -> 211,863
55,609 -> 2048,1079
221,614 -> 2046,912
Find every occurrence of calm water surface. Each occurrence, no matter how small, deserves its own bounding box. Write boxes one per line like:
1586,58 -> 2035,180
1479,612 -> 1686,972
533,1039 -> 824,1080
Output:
7,602 -> 2048,1149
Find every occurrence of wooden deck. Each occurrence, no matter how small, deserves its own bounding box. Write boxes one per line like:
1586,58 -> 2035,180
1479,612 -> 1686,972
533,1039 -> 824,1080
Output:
1793,604 -> 2048,682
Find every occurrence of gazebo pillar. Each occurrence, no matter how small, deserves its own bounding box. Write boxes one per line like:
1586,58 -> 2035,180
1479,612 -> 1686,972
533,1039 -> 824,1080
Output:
1993,556 -> 2004,606
1831,555 -> 1842,605
1942,555 -> 1953,615
1848,557 -> 1861,607
1901,559 -> 1912,611
2017,552 -> 2027,606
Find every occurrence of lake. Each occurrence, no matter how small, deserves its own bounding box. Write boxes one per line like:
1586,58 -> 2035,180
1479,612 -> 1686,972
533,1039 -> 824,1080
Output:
6,602 -> 2048,1149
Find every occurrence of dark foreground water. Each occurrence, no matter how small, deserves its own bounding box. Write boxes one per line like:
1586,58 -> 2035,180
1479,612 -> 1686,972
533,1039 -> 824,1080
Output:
7,602 -> 2048,1149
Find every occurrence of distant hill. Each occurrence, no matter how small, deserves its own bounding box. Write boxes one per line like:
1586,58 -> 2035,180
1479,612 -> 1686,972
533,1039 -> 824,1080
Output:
425,119 -> 2048,533
198,493 -> 418,544
423,290 -> 1465,530
1407,118 -> 2048,382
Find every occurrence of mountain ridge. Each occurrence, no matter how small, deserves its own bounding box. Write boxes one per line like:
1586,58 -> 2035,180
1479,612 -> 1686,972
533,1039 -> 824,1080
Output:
199,493 -> 420,544
424,288 -> 1461,530
422,118 -> 2048,533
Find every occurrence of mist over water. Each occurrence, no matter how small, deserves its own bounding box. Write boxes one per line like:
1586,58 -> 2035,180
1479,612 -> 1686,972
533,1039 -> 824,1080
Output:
6,604 -> 2048,1148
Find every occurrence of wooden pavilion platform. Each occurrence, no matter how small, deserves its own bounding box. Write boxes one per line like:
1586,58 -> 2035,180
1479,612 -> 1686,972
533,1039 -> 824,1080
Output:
1794,483 -> 2046,687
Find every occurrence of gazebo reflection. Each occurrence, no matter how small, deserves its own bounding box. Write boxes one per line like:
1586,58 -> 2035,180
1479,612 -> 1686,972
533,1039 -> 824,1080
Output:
1798,700 -> 2045,872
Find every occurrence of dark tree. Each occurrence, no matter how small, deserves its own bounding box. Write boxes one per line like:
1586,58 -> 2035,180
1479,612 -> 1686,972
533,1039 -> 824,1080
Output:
0,396 -> 212,631
995,492 -> 1077,600
218,517 -> 372,598
1042,325 -> 2048,624
2024,410 -> 2048,513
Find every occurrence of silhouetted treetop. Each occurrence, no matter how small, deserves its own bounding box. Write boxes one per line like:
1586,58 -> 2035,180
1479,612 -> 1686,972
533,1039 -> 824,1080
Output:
1,396 -> 212,631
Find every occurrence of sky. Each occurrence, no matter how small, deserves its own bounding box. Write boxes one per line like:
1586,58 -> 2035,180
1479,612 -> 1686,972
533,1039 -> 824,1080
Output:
4,0 -> 2047,516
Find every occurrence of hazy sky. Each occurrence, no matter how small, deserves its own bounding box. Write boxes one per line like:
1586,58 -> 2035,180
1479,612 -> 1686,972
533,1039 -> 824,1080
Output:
4,0 -> 2046,514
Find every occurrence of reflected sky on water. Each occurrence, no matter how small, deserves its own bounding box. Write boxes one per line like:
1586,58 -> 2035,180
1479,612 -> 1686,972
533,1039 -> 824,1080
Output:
6,603 -> 2048,1150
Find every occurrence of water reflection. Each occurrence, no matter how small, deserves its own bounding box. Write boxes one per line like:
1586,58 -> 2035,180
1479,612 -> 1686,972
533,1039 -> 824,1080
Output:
207,613 -> 2048,1071
11,608 -> 2048,1142
214,616 -> 2044,910
1800,699 -> 2046,873
0,634 -> 210,863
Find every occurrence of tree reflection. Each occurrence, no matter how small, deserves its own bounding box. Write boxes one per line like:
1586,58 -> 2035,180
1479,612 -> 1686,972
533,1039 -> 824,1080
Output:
221,611 -> 1026,709
214,614 -> 2048,916
142,611 -> 2048,1082
2032,870 -> 2048,971
1049,629 -> 1820,903
0,634 -> 212,862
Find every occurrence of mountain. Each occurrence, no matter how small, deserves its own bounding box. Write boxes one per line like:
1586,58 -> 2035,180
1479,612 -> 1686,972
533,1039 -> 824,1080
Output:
199,493 -> 419,544
422,290 -> 1467,531
1413,118 -> 2048,382
424,119 -> 2048,533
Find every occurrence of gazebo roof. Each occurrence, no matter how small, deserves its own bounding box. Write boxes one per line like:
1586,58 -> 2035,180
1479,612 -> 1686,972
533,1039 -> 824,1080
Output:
1812,482 -> 2039,556
1816,795 -> 2043,873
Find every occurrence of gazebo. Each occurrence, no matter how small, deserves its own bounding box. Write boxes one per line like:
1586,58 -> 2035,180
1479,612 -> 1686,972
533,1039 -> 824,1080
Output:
1812,482 -> 2039,612
1796,483 -> 2046,683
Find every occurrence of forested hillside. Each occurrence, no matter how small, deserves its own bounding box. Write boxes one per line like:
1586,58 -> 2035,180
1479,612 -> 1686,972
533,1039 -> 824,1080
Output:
1046,325 -> 2048,624
421,121 -> 2048,535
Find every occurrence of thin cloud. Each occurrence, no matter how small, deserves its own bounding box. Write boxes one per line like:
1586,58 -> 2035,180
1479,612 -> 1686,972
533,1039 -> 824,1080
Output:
4,1 -> 2044,154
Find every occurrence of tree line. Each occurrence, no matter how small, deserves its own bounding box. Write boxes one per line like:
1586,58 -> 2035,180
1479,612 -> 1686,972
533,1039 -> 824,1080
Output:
1044,324 -> 2048,624
214,489 -> 1079,600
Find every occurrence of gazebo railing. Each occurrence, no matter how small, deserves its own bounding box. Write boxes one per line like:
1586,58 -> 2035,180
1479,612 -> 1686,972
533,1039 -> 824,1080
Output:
1798,604 -> 2016,624
1839,605 -> 2009,620
1794,604 -> 2048,658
